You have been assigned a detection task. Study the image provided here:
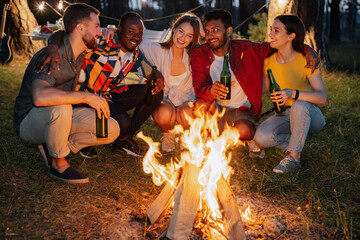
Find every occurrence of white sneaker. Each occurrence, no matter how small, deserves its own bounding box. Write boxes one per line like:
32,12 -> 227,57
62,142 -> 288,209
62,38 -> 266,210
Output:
161,132 -> 175,152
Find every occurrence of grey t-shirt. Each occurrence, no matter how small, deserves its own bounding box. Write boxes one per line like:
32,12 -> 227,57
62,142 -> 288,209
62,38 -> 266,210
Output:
13,35 -> 85,134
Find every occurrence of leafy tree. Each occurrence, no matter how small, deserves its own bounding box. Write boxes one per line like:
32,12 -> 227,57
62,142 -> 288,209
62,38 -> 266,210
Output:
247,12 -> 268,42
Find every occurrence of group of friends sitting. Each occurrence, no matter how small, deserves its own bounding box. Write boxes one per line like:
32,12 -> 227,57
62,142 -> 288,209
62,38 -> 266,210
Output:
13,3 -> 327,184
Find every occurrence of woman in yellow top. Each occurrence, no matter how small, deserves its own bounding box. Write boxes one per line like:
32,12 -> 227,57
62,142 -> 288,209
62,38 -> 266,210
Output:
254,15 -> 327,173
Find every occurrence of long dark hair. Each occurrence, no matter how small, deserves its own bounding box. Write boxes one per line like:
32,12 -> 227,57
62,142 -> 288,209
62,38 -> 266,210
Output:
274,15 -> 305,53
160,13 -> 200,54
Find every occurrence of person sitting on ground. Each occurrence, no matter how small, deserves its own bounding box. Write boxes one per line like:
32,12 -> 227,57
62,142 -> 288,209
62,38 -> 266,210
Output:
139,13 -> 203,152
13,3 -> 120,184
190,9 -> 320,149
35,12 -> 165,157
253,15 -> 327,173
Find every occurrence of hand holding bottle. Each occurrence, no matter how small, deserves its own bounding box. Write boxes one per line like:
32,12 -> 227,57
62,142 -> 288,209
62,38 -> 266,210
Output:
211,81 -> 235,99
270,88 -> 294,106
267,69 -> 287,113
95,90 -> 108,139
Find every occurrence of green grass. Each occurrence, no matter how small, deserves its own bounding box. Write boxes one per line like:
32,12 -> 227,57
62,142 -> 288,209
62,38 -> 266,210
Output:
0,43 -> 359,239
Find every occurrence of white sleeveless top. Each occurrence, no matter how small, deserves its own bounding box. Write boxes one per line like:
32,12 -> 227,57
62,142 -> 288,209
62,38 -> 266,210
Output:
139,41 -> 196,107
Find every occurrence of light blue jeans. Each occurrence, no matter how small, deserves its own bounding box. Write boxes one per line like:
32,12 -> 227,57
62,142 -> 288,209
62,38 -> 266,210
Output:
254,100 -> 325,153
19,105 -> 120,158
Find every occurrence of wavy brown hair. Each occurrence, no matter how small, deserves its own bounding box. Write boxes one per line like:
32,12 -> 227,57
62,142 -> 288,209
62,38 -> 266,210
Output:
160,13 -> 200,54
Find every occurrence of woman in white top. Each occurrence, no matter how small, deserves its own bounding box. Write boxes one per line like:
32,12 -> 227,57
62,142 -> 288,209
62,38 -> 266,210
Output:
140,13 -> 203,152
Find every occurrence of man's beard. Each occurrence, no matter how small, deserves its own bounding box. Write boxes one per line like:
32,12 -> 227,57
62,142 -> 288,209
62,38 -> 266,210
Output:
83,33 -> 98,50
208,32 -> 228,50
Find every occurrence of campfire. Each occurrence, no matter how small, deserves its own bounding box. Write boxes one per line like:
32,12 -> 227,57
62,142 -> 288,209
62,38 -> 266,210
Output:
137,109 -> 250,239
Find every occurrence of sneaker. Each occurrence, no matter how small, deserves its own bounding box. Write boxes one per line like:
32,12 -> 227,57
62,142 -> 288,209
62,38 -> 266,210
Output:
48,166 -> 89,184
79,146 -> 97,159
113,138 -> 145,157
38,143 -> 52,169
161,132 -> 175,152
273,155 -> 301,173
247,140 -> 265,159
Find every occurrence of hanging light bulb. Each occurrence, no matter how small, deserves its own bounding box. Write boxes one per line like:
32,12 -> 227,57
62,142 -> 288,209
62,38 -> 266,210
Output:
57,0 -> 63,10
39,1 -> 45,10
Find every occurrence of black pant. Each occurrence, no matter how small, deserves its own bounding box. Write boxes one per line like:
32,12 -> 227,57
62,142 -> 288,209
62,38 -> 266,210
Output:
109,84 -> 163,141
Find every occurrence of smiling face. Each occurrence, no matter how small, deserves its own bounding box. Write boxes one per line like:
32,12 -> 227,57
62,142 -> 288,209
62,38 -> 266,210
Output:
269,19 -> 294,50
117,17 -> 144,52
172,22 -> 194,50
204,19 -> 230,52
81,12 -> 102,50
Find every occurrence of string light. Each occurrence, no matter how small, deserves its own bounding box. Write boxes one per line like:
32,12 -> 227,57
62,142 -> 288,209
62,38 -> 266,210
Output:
39,1 -> 45,10
38,1 -> 63,17
58,0 -> 64,10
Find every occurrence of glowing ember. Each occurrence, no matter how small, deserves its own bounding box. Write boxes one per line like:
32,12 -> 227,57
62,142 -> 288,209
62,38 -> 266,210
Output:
241,206 -> 253,222
137,109 -> 249,238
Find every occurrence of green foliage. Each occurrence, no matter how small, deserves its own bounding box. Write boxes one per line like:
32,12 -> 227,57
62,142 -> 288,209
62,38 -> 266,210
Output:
231,12 -> 268,42
247,12 -> 268,42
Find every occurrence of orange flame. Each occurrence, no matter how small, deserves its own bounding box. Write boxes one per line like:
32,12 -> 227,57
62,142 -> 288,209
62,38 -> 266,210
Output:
137,109 -> 247,232
240,206 -> 253,222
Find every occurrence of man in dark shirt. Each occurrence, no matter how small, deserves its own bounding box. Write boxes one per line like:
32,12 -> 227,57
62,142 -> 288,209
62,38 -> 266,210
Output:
13,3 -> 120,183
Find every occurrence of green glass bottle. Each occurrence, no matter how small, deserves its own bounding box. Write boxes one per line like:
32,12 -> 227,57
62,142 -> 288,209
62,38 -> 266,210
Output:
220,55 -> 231,100
144,66 -> 157,105
96,90 -> 108,139
267,69 -> 287,113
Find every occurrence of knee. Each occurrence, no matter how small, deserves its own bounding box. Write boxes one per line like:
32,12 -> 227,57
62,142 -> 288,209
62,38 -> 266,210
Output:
50,105 -> 72,123
234,119 -> 255,140
253,128 -> 269,147
193,99 -> 211,117
291,100 -> 311,117
153,104 -> 176,127
177,102 -> 193,119
108,117 -> 120,142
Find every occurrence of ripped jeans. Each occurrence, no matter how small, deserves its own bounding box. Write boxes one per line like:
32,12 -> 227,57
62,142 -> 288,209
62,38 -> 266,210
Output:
254,100 -> 325,153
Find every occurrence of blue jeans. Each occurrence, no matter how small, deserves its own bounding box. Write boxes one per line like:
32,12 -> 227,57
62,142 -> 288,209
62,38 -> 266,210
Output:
254,100 -> 325,153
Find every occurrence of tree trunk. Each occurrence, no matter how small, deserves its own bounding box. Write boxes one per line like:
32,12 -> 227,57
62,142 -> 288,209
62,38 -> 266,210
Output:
346,0 -> 357,40
5,0 -> 44,63
267,0 -> 333,69
330,0 -> 341,42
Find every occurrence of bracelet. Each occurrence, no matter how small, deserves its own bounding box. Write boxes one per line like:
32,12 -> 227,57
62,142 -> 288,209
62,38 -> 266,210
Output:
294,89 -> 300,100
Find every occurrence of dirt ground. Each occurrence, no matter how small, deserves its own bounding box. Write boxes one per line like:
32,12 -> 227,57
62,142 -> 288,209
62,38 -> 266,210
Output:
18,189 -> 327,239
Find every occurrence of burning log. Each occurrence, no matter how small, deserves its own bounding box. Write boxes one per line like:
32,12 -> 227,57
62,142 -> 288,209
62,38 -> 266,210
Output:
147,183 -> 175,224
217,176 -> 246,240
138,109 -> 247,239
165,163 -> 201,239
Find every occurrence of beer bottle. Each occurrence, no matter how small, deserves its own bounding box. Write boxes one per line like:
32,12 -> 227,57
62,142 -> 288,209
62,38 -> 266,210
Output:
220,55 -> 231,100
267,69 -> 286,113
96,90 -> 108,138
144,66 -> 157,105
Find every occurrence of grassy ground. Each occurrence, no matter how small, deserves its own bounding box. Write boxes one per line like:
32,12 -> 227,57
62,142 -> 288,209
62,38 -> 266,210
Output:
0,43 -> 359,239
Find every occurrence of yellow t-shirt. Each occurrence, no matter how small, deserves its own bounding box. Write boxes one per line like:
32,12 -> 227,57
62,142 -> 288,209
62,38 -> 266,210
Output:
264,52 -> 320,106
